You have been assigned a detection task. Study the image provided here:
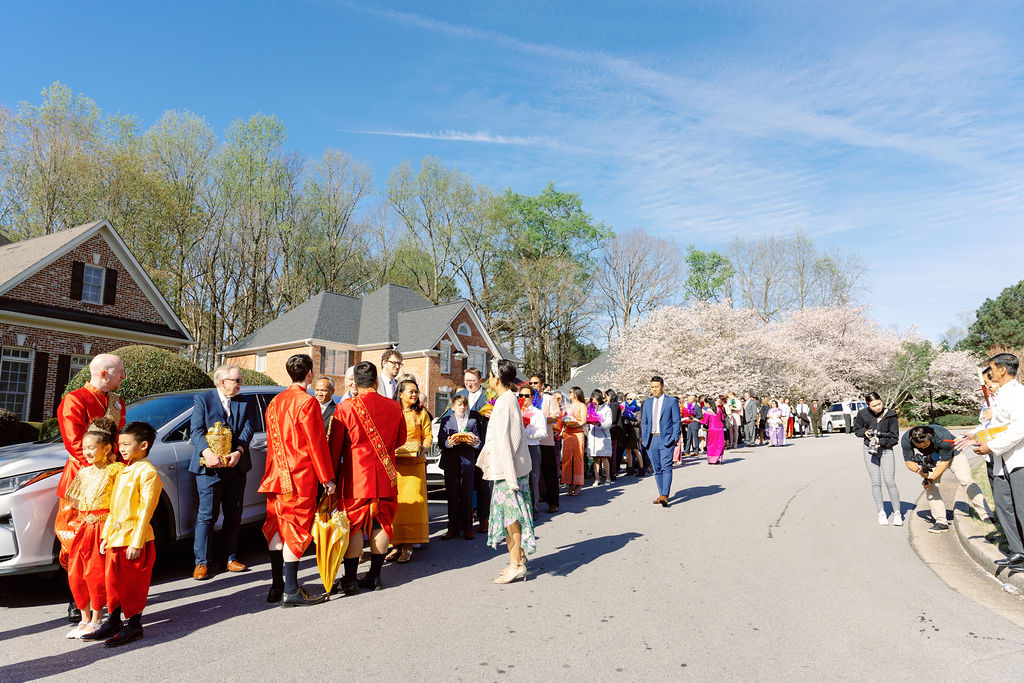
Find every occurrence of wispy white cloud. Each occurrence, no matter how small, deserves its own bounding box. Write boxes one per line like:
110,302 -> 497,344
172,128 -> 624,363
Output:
339,2 -> 1024,336
340,127 -> 558,147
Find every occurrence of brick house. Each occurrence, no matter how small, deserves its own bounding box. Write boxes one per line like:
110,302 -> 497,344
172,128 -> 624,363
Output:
0,220 -> 195,420
220,284 -> 522,415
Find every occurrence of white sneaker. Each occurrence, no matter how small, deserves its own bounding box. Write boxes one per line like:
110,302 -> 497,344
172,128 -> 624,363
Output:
878,510 -> 888,525
892,513 -> 904,526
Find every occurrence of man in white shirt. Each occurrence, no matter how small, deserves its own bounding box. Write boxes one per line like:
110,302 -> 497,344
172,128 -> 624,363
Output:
377,349 -> 403,399
795,400 -> 810,437
958,353 -> 1024,568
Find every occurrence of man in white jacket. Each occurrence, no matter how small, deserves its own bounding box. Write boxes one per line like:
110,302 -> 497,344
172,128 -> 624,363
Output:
957,353 -> 1024,568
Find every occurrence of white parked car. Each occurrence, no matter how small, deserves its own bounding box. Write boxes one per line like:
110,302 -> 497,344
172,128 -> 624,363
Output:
0,386 -> 284,577
823,401 -> 867,433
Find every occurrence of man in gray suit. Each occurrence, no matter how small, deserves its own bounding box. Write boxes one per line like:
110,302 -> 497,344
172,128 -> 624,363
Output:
743,391 -> 759,446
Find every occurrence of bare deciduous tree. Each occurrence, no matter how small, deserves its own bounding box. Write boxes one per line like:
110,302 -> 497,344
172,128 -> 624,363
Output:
595,228 -> 682,342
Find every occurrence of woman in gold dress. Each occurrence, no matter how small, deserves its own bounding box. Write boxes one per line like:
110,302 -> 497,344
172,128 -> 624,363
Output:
388,379 -> 432,563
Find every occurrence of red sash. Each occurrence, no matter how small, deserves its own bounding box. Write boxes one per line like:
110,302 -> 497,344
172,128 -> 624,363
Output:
351,395 -> 398,487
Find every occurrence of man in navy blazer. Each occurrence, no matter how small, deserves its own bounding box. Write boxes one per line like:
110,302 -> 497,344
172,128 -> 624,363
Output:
641,376 -> 680,507
189,364 -> 254,579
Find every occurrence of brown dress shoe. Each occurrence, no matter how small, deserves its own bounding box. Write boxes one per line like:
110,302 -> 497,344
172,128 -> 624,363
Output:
442,530 -> 459,540
463,529 -> 475,540
659,496 -> 670,508
193,564 -> 209,580
226,560 -> 247,572
652,497 -> 663,505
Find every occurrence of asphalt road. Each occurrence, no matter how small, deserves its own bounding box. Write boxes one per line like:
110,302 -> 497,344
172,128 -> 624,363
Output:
3,432 -> 1024,681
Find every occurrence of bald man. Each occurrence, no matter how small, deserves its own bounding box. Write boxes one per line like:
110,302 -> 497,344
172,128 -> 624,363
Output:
55,353 -> 126,621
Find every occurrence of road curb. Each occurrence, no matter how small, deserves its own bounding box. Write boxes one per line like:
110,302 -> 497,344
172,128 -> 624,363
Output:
951,485 -> 1024,591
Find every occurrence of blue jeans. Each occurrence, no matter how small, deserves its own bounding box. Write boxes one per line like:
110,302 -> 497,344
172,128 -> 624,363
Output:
193,470 -> 245,565
648,443 -> 675,497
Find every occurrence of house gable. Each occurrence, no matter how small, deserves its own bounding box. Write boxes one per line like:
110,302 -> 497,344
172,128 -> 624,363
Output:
0,221 -> 193,343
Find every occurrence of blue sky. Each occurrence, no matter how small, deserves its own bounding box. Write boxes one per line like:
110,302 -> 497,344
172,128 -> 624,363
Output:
3,1 -> 1023,341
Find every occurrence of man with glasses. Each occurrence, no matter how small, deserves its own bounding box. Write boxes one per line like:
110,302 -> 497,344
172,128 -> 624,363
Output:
957,353 -> 1024,568
188,364 -> 254,580
529,374 -> 560,514
378,349 -> 403,399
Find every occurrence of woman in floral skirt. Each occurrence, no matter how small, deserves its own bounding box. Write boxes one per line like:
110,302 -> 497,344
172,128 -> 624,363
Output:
477,359 -> 536,584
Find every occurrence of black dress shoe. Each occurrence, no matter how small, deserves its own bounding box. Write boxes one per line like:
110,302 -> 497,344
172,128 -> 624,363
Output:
358,575 -> 384,591
995,552 -> 1024,566
280,586 -> 329,607
68,601 -> 82,624
266,586 -> 284,603
81,617 -> 123,641
337,578 -> 360,596
104,623 -> 144,647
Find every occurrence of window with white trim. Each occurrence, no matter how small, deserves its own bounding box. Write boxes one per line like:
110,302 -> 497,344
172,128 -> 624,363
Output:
255,352 -> 267,372
0,347 -> 34,420
456,322 -> 471,336
468,349 -> 487,376
68,354 -> 90,384
440,342 -> 452,374
82,265 -> 104,304
320,348 -> 349,375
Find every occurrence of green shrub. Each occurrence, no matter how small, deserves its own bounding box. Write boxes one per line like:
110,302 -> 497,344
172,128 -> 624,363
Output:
39,417 -> 59,440
0,411 -> 42,446
934,413 -> 979,427
64,345 -> 214,405
212,368 -> 279,387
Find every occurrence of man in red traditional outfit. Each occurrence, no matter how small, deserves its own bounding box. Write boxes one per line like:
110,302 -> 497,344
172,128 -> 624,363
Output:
259,354 -> 337,607
332,360 -> 405,594
55,353 -> 126,622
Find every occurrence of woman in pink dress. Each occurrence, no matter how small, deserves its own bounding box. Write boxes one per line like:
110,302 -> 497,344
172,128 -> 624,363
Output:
700,398 -> 726,464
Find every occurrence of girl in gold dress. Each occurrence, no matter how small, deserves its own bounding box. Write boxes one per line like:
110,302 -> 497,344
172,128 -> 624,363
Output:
63,417 -> 124,640
388,379 -> 432,563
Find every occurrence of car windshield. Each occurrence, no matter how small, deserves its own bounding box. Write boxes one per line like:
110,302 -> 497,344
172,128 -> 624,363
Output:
125,393 -> 197,429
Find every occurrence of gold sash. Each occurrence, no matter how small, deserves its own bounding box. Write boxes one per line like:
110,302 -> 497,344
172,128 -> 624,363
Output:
267,409 -> 295,500
105,391 -> 124,425
352,396 -> 398,486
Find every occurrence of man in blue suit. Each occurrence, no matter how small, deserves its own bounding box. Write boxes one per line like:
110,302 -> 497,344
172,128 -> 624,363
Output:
189,364 -> 254,579
641,376 -> 680,507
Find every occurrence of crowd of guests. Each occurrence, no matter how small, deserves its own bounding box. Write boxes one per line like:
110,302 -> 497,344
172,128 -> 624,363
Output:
51,347 -> 1024,649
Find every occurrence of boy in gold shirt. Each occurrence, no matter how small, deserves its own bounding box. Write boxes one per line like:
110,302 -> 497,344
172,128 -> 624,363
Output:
83,421 -> 162,647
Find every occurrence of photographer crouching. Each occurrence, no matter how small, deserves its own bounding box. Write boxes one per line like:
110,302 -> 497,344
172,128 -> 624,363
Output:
903,425 -> 995,533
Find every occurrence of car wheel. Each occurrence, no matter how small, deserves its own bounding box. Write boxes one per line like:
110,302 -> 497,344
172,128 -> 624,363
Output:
825,421 -> 833,433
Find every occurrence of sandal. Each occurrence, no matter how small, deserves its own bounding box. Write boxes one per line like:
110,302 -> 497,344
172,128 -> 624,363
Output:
385,547 -> 399,562
493,563 -> 527,584
396,546 -> 414,563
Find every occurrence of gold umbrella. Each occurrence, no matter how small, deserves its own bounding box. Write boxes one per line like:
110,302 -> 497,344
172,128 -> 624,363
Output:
312,493 -> 350,592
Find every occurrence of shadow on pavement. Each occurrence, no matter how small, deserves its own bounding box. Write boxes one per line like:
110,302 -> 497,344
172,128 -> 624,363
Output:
0,580 -> 272,683
536,532 -> 643,577
671,485 -> 725,505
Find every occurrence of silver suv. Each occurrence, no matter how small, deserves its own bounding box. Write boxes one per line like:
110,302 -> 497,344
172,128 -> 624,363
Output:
0,386 -> 284,576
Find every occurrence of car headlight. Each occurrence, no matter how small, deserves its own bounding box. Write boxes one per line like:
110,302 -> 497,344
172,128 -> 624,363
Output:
0,468 -> 63,495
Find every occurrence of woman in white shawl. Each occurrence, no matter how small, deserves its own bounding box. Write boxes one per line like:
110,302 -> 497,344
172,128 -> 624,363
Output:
477,359 -> 536,584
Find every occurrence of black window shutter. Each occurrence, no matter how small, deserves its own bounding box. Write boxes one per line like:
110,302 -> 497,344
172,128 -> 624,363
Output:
29,351 -> 50,421
53,354 -> 71,415
103,268 -> 118,305
70,262 -> 84,300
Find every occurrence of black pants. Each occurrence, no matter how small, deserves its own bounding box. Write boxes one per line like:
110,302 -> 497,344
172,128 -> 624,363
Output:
443,458 -> 491,531
540,445 -> 559,507
992,466 -> 1024,555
